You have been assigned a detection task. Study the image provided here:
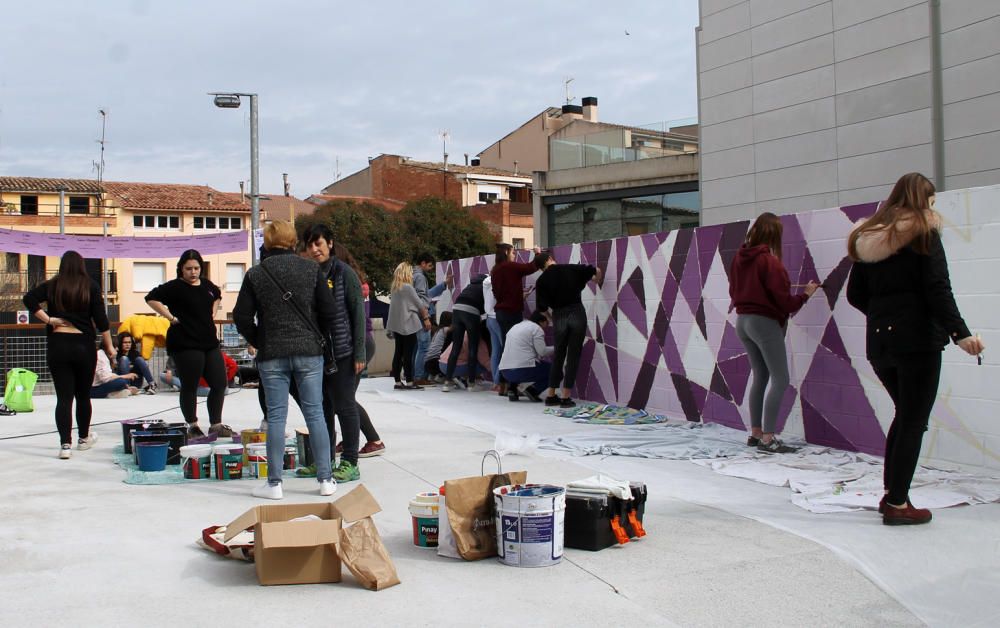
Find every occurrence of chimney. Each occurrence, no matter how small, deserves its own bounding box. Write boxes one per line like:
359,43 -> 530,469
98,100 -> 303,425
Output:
561,104 -> 583,121
513,160 -> 519,176
282,173 -> 290,196
464,153 -> 469,166
471,158 -> 481,167
207,191 -> 213,206
239,181 -> 245,202
582,96 -> 598,122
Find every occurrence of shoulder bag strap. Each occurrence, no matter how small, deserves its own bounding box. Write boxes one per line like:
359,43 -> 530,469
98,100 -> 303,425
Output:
256,262 -> 327,347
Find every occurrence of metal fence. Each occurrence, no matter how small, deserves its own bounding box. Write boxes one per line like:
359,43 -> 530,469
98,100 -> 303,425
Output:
0,322 -> 252,396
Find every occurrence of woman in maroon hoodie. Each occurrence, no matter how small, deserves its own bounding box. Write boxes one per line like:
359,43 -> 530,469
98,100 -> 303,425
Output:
490,243 -> 541,392
729,213 -> 818,453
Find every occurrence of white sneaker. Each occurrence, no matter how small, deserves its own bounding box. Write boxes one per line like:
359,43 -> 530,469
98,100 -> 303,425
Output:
453,378 -> 468,390
59,445 -> 72,459
319,479 -> 337,496
442,382 -> 453,392
252,482 -> 283,500
78,431 -> 99,450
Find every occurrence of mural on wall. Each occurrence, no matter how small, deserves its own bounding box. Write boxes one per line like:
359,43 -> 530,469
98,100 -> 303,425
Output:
438,186 -> 997,469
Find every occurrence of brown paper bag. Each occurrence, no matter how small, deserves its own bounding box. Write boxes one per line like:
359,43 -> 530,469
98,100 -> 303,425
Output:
445,470 -> 527,560
338,517 -> 401,591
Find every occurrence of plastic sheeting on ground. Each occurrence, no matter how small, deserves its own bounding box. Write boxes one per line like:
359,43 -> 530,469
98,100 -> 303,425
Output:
543,401 -> 669,424
540,421 -> 758,459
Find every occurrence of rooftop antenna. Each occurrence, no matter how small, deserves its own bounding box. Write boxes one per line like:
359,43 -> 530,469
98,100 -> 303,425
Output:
96,109 -> 108,186
440,130 -> 450,171
335,156 -> 341,181
564,77 -> 575,105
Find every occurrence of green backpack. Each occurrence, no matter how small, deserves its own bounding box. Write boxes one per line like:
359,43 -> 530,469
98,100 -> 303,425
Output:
4,368 -> 38,412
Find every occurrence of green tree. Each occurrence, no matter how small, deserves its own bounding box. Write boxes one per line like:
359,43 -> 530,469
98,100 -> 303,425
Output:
297,200 -> 407,295
397,196 -> 495,265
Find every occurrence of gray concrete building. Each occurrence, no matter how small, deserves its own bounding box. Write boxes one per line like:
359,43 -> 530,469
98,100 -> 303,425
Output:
697,0 -> 1000,225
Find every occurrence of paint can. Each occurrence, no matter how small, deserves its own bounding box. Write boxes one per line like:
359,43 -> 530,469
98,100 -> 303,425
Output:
240,429 -> 267,467
246,443 -> 269,479
121,419 -> 165,454
493,484 -> 566,567
408,492 -> 440,548
283,446 -> 297,470
180,444 -> 213,479
213,444 -> 244,480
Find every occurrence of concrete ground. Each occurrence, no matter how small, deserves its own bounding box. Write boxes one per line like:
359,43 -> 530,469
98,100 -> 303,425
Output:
1,377 -> 991,627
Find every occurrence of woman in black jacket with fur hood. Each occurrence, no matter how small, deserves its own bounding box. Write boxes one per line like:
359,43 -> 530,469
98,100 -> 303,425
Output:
847,172 -> 984,526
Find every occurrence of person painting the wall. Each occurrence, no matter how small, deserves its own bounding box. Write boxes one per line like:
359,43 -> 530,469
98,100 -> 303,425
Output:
729,213 -> 818,454
498,310 -> 553,402
145,249 -> 231,439
533,252 -> 603,408
23,250 -> 116,459
847,172 -> 983,526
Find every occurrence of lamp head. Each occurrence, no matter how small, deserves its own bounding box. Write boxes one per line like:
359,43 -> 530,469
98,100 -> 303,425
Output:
213,94 -> 241,108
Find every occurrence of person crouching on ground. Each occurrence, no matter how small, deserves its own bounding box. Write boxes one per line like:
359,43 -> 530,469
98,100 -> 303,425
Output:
91,348 -> 139,398
387,262 -> 432,390
499,310 -> 553,402
114,332 -> 156,394
424,311 -> 453,381
534,252 -> 603,408
847,172 -> 983,526
233,220 -> 339,500
729,213 -> 818,453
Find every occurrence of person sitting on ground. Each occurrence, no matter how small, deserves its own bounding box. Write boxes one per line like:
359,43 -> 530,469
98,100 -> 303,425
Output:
423,311 -> 452,381
499,310 -> 553,402
91,349 -> 139,398
114,332 -> 156,394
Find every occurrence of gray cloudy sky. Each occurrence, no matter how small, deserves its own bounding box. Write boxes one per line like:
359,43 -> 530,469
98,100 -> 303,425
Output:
0,1 -> 699,197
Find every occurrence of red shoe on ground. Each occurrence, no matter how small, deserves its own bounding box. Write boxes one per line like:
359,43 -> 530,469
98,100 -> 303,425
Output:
358,441 -> 386,457
883,501 -> 932,526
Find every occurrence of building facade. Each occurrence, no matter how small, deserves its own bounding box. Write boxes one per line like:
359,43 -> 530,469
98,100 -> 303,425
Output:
697,0 -> 1000,224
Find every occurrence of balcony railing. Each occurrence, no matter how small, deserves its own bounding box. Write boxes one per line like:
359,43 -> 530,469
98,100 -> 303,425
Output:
0,270 -> 118,298
1,199 -> 118,218
549,117 -> 699,171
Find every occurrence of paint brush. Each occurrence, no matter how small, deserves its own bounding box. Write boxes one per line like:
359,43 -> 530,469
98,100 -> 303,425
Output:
977,333 -> 983,366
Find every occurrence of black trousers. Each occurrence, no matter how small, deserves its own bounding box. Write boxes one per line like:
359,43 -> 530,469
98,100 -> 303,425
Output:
325,357 -> 361,464
391,332 -> 417,384
48,333 -> 97,445
549,303 -> 588,390
446,310 -> 482,382
871,351 -> 942,505
172,348 -> 227,425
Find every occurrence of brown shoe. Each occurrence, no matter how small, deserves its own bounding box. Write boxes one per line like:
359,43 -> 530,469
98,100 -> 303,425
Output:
883,501 -> 932,526
209,423 -> 234,438
358,441 -> 386,457
413,378 -> 435,386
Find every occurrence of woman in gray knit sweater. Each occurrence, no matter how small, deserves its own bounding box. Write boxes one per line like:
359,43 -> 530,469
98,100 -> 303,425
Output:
386,262 -> 431,389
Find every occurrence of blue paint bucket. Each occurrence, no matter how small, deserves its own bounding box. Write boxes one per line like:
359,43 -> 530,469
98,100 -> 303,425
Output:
136,441 -> 169,472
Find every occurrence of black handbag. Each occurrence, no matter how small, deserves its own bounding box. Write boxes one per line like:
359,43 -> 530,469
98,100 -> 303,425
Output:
257,262 -> 337,375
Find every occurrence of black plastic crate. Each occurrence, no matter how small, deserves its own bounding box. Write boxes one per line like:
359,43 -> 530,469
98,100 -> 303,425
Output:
564,482 -> 646,551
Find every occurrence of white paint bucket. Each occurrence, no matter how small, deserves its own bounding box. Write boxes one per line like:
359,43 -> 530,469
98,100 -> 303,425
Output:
408,492 -> 440,548
246,443 -> 268,479
493,484 -> 565,567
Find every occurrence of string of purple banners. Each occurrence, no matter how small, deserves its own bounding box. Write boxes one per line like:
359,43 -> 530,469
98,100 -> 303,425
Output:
0,228 -> 254,258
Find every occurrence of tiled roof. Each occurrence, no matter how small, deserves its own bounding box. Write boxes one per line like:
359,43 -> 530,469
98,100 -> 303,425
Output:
401,158 -> 531,179
104,181 -> 250,212
306,194 -> 406,212
0,176 -> 103,194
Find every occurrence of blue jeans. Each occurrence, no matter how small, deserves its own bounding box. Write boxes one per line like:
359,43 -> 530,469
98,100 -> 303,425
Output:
259,354 -> 331,484
90,378 -> 128,398
117,356 -> 154,386
501,362 -> 551,393
486,317 -> 503,385
413,328 -> 431,379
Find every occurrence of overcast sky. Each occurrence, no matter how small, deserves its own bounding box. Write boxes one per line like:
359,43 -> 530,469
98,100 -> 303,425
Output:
0,1 -> 699,198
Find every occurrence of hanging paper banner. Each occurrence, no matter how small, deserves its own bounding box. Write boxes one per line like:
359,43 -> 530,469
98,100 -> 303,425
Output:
0,228 -> 250,259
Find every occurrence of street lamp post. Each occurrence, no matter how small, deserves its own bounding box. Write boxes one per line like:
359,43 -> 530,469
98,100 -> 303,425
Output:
210,92 -> 260,265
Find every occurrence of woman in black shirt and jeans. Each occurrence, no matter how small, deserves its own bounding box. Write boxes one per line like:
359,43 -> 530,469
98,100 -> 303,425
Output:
146,249 -> 230,438
23,250 -> 116,459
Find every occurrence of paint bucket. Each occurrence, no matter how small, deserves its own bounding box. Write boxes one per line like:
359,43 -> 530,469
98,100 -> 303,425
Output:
246,443 -> 269,479
120,419 -> 165,454
240,429 -> 267,467
408,492 -> 440,548
142,426 -> 187,465
493,484 -> 566,567
213,444 -> 244,480
283,446 -> 297,470
131,430 -> 179,465
135,441 -> 169,472
180,444 -> 213,479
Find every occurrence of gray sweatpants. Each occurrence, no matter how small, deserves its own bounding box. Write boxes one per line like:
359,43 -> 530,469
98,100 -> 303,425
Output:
735,314 -> 790,434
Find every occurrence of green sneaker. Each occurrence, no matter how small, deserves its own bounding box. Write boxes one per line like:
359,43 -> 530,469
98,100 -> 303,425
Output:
295,464 -> 317,478
332,460 -> 360,482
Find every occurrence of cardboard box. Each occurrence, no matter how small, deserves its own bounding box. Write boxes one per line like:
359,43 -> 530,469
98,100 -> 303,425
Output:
224,484 -> 382,586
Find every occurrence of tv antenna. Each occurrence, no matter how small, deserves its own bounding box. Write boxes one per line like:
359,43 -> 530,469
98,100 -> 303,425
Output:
95,109 -> 108,185
564,77 -> 575,105
440,130 -> 450,170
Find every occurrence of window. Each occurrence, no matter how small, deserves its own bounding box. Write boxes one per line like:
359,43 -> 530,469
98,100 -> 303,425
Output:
133,214 -> 179,230
478,191 -> 499,204
5,252 -> 20,272
133,262 -> 166,291
69,196 -> 89,214
194,215 -> 243,231
225,263 -> 245,291
512,238 -> 525,250
20,195 -> 38,215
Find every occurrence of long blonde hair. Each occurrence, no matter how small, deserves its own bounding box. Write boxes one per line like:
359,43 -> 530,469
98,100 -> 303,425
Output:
391,262 -> 413,293
848,172 -> 937,261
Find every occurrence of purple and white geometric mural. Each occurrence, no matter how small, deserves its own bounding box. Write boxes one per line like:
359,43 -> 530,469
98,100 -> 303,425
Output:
438,185 -> 999,470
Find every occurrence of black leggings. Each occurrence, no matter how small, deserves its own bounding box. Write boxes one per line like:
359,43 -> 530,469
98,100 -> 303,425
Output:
391,333 -> 417,384
549,304 -> 588,390
48,334 -> 97,445
446,310 -> 482,382
172,348 -> 227,425
872,351 -> 942,505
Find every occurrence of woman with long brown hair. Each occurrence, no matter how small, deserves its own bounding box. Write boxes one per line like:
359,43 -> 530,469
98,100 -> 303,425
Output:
386,262 -> 431,390
847,172 -> 983,525
23,250 -> 116,459
729,213 -> 818,453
